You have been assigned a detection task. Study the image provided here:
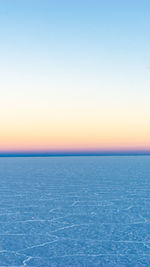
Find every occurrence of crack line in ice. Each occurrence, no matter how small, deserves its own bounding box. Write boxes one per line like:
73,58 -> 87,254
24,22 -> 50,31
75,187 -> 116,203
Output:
51,223 -> 94,233
46,253 -> 150,259
0,214 -> 89,224
22,256 -> 33,266
18,240 -> 59,252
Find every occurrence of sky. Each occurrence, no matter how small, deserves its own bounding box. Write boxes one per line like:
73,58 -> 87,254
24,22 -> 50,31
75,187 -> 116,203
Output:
0,0 -> 150,154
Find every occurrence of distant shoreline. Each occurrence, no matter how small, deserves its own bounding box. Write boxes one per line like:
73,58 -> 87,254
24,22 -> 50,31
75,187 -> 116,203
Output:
0,152 -> 150,157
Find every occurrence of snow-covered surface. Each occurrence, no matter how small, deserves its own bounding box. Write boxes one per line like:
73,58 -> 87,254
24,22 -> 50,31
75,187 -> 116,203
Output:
0,156 -> 150,266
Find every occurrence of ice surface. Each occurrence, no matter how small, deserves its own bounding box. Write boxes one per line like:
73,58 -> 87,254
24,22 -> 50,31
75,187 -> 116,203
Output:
0,156 -> 150,266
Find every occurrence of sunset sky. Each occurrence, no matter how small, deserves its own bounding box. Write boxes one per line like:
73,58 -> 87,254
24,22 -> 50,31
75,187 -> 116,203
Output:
0,0 -> 150,154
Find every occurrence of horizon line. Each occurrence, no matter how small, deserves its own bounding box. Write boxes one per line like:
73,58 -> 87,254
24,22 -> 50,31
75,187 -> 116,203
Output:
0,150 -> 150,157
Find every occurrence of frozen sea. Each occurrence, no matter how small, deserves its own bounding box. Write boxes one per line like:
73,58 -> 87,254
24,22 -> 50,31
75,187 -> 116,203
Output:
0,156 -> 150,266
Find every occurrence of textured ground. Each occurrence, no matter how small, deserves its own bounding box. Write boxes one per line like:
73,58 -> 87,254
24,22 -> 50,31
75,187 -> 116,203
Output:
0,156 -> 150,266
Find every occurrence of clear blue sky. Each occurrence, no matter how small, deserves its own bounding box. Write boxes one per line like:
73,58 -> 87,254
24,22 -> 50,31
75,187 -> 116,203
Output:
0,0 -> 150,152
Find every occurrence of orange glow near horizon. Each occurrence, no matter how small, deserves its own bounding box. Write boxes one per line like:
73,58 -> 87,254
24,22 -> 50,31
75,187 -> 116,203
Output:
1,115 -> 150,152
1,96 -> 150,153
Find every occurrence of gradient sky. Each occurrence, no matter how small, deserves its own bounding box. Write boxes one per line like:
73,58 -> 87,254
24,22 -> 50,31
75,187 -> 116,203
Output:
0,0 -> 150,153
